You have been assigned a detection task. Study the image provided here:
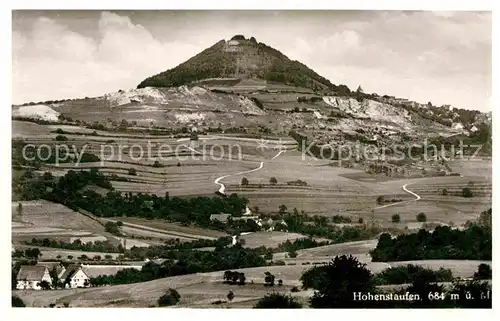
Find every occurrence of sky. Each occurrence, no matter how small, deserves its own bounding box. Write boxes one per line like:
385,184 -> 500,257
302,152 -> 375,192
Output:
12,10 -> 492,111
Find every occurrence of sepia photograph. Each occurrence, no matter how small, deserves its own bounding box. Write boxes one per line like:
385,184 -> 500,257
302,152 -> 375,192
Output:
7,4 -> 493,310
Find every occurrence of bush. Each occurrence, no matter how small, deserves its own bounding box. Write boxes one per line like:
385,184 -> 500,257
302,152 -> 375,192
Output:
12,295 -> 25,307
462,187 -> 473,198
373,265 -> 453,285
128,168 -> 137,176
442,188 -> 448,196
269,177 -> 278,185
105,222 -> 121,235
152,160 -> 164,168
264,271 -> 275,286
288,250 -> 298,258
301,255 -> 375,308
416,213 -> 427,222
473,263 -> 492,280
55,135 -> 68,142
391,214 -> 401,223
290,286 -> 300,292
158,288 -> 181,307
254,293 -> 302,309
358,217 -> 364,224
241,177 -> 249,186
227,290 -> 235,302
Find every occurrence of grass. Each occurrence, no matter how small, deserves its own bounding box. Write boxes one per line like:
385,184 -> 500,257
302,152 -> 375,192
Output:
240,231 -> 309,249
108,217 -> 227,239
11,200 -> 108,246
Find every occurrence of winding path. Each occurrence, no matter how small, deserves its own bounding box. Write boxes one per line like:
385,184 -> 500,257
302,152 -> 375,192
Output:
374,183 -> 421,210
214,161 -> 264,195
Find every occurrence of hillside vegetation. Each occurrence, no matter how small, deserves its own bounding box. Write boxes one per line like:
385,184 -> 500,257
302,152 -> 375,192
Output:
137,35 -> 348,94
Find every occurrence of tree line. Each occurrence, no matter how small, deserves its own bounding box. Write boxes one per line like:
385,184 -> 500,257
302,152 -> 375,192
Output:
370,224 -> 492,261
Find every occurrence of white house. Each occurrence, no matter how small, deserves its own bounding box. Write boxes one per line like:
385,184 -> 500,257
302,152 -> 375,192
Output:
452,122 -> 464,130
60,264 -> 91,289
16,265 -> 52,290
36,262 -> 66,279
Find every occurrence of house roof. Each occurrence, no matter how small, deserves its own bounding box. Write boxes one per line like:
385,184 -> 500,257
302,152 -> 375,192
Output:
209,213 -> 232,222
60,264 -> 82,281
17,265 -> 48,281
37,262 -> 65,275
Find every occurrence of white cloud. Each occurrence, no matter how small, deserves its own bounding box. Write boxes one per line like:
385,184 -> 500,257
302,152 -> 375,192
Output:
12,11 -> 201,104
12,11 -> 491,111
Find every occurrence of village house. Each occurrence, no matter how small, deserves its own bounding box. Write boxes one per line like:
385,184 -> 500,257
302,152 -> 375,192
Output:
36,262 -> 66,279
209,213 -> 232,223
16,265 -> 52,290
60,264 -> 91,289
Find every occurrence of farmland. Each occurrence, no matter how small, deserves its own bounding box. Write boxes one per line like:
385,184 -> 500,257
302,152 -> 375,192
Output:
11,120 -> 492,308
13,256 -> 490,308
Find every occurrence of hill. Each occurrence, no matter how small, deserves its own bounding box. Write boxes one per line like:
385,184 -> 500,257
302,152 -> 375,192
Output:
137,35 -> 350,95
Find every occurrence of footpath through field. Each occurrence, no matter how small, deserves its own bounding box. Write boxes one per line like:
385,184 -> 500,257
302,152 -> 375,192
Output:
374,183 -> 421,210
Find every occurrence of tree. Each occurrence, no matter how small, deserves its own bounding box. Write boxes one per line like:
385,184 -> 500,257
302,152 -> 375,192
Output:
49,267 -> 60,288
264,271 -> 275,286
238,273 -> 246,285
254,293 -> 302,309
128,168 -> 137,176
288,250 -> 298,258
462,187 -> 473,198
376,196 -> 384,205
278,204 -> 288,215
24,248 -> 41,260
269,177 -> 278,185
227,290 -> 235,302
241,177 -> 249,186
478,208 -> 492,227
17,202 -> 23,217
105,221 -> 121,235
152,160 -> 164,168
302,255 -> 375,308
67,255 -> 73,260
358,217 -> 364,224
55,135 -> 68,142
473,263 -> 492,280
158,288 -> 181,307
442,188 -> 448,196
391,214 -> 401,223
278,279 -> 283,286
12,296 -> 25,307
416,213 -> 427,222
405,272 -> 446,307
264,251 -> 273,260
119,119 -> 128,131
37,280 -> 52,290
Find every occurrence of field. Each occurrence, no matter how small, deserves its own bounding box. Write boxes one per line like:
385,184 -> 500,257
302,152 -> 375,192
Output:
11,200 -> 114,245
110,217 -> 227,239
240,231 -> 309,248
12,123 -> 492,239
14,255 -> 490,307
12,121 -> 492,308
